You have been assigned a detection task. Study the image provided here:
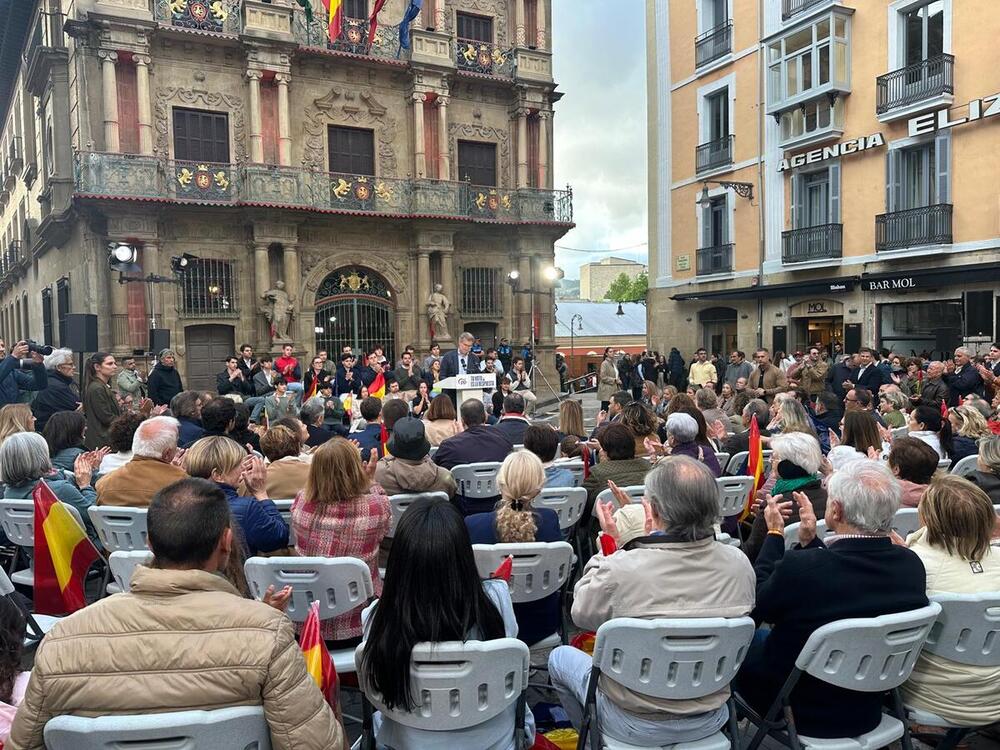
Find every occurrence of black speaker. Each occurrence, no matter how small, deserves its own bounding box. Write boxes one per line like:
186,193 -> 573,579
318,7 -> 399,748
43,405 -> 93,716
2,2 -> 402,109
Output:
844,323 -> 862,355
964,291 -> 993,337
64,313 -> 98,353
771,325 -> 787,355
149,329 -> 170,354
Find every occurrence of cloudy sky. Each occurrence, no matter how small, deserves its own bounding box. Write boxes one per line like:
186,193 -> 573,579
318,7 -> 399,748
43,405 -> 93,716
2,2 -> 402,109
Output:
552,2 -> 648,280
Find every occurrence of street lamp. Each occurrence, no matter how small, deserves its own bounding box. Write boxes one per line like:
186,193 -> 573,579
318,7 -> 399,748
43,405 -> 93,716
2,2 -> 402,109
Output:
697,180 -> 755,205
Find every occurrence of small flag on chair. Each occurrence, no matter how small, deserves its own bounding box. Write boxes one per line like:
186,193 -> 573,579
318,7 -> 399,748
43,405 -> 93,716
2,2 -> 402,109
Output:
301,600 -> 338,708
32,480 -> 100,615
739,419 -> 764,522
490,554 -> 513,582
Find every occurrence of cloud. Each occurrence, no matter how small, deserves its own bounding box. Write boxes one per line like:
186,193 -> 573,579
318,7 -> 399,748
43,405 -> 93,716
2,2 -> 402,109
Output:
552,2 -> 648,278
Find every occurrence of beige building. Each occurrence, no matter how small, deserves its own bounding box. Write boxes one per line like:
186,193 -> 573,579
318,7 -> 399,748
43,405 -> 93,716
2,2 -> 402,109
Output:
647,0 -> 1000,360
578,255 -> 647,301
0,0 -> 571,391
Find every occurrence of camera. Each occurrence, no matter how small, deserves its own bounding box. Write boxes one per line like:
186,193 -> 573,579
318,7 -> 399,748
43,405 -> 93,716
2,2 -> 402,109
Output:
26,340 -> 53,357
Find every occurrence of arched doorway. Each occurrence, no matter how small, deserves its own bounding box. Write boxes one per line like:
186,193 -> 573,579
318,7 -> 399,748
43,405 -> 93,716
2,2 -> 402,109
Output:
314,267 -> 396,362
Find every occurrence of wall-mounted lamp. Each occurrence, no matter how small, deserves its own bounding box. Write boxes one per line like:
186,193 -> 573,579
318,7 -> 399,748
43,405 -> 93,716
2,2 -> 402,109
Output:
697,180 -> 755,206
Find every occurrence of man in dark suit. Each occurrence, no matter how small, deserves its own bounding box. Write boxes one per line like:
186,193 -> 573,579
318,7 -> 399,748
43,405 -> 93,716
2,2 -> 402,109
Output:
351,397 -> 386,459
825,353 -> 856,403
439,332 -> 482,405
493,392 -> 530,445
943,346 -> 984,407
736,459 -> 927,740
433,399 -> 512,514
843,347 -> 886,397
334,353 -> 363,397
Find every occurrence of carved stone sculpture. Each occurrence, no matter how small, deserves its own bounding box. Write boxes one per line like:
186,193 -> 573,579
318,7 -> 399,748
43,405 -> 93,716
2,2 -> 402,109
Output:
426,283 -> 452,341
262,280 -> 295,341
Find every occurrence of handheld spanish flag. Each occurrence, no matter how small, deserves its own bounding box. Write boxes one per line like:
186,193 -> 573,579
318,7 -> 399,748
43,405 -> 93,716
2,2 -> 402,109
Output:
340,391 -> 353,414
940,400 -> 949,418
32,480 -> 100,615
369,371 -> 386,399
490,554 -> 513,581
301,600 -> 338,708
739,419 -> 765,522
380,423 -> 391,457
322,0 -> 343,43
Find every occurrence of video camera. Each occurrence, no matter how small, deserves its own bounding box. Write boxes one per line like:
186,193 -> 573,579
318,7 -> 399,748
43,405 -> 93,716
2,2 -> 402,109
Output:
26,340 -> 53,357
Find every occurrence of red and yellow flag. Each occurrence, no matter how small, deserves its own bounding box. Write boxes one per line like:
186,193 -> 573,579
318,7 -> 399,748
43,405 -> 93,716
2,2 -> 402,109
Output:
367,0 -> 388,52
322,0 -> 343,42
940,400 -> 949,418
369,371 -> 386,399
33,480 -> 100,615
301,600 -> 338,707
739,419 -> 765,522
380,423 -> 391,458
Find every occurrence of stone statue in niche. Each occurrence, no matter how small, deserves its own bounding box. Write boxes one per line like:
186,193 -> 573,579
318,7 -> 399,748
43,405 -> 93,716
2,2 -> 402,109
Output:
262,280 -> 295,342
426,283 -> 452,342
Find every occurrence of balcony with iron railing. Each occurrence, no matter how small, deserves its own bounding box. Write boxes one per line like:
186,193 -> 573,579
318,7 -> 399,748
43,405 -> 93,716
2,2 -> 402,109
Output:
696,243 -> 734,275
73,153 -> 574,225
695,21 -> 732,68
455,38 -> 516,78
292,12 -> 402,59
782,223 -> 842,264
0,241 -> 25,282
782,0 -> 834,21
6,137 -> 23,181
696,134 -> 734,174
875,204 -> 953,252
153,0 -> 241,35
876,54 -> 954,119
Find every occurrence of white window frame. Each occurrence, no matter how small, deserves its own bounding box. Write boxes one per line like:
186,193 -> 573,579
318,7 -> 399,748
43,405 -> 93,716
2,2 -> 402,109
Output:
790,160 -> 841,229
697,0 -> 733,34
887,0 -> 952,70
695,187 -> 736,276
885,130 -> 951,214
697,73 -> 735,146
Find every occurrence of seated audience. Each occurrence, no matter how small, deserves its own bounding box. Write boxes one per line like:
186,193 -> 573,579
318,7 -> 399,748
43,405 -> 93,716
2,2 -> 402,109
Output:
558,399 -> 587,441
0,404 -> 35,450
200,397 -> 239,441
433,399 -> 513,505
7,477 -> 344,749
491,376 -> 513,421
493,392 -> 531,445
374,417 -> 456,498
229,403 -> 261,453
737,459 -> 928,739
621,402 -> 661,458
274,416 -> 310,452
258,425 -> 311,500
549,457 -> 754,746
380,399 -> 410,434
98,412 -> 144,474
839,410 -> 884,458
663,412 -> 721,476
887,436 -> 941,507
590,390 -> 632,439
948,405 -> 990,467
423,394 -> 460,446
96,416 -> 187,507
0,596 -> 27,744
184,436 -> 288,556
170,391 -> 205,448
719,382 -> 737,417
358,497 -> 531,750
298,398 -> 341,448
907,404 -> 952,460
466,451 -> 562,647
292,438 -> 390,645
263,378 -> 297,423
696,388 -> 728,428
813,391 -> 843,437
351,396 -> 388,460
770,397 -> 819,440
582,424 -> 651,516
524,424 -> 575,488
968,434 -> 1000,502
721,399 -> 771,458
901,475 -> 1000,728
42,411 -> 89,474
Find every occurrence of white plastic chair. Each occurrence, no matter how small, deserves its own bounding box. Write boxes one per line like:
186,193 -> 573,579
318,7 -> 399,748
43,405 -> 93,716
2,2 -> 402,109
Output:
592,485 -> 645,515
386,491 -> 449,538
783,519 -> 833,549
891,507 -> 922,540
356,638 -> 530,750
578,617 -> 756,750
244,556 -> 373,674
87,506 -> 149,595
725,451 -> 749,475
890,426 -> 909,441
714,475 -> 755,548
560,459 -> 586,487
0,498 -> 87,587
44,706 -> 272,750
937,458 -> 951,471
714,452 -> 731,471
949,454 -> 979,478
429,445 -> 439,458
739,603 -> 942,750
534,487 -> 587,533
512,444 -> 525,452
451,462 -> 503,500
270,498 -> 294,526
0,564 -> 61,647
109,550 -> 152,592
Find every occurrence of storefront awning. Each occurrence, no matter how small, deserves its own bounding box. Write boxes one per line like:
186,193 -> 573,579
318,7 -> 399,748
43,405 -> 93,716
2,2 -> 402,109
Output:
671,277 -> 858,301
861,262 -> 1000,291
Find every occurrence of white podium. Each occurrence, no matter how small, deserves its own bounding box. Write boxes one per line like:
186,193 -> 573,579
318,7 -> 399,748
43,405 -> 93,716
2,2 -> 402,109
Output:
438,373 -> 497,404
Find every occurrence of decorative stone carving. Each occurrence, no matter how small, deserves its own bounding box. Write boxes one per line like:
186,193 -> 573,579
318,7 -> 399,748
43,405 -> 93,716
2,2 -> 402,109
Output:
448,122 -> 510,185
301,251 -> 408,308
262,280 -> 295,341
301,86 -> 399,176
154,87 -> 247,163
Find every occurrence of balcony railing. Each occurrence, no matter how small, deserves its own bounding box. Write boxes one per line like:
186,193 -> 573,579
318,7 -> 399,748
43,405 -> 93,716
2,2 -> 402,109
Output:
455,38 -> 516,77
6,137 -> 22,177
876,54 -> 954,115
696,243 -> 734,275
74,153 -> 574,225
154,0 -> 241,35
875,204 -> 953,252
782,223 -> 843,264
26,10 -> 66,52
695,21 -> 732,68
782,0 -> 831,20
1,241 -> 25,280
293,12 -> 401,58
696,134 -> 734,173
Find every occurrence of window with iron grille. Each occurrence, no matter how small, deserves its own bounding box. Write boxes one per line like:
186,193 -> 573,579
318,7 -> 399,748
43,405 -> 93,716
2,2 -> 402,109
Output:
328,126 -> 375,176
344,0 -> 367,19
458,140 -> 497,186
41,287 -> 52,346
457,12 -> 493,42
172,107 -> 230,163
461,267 -> 500,316
180,258 -> 239,317
56,277 -> 70,346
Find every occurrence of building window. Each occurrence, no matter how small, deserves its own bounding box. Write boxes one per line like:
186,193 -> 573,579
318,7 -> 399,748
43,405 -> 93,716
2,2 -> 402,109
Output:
887,135 -> 950,212
461,267 -> 500,316
344,0 -> 366,19
767,12 -> 850,112
327,125 -> 375,176
260,80 -> 279,165
785,163 -> 842,263
116,60 -> 140,154
702,0 -> 728,30
40,288 -> 52,346
180,258 -> 238,317
698,195 -> 732,275
697,86 -> 733,172
903,1 -> 944,67
56,277 -> 70,346
878,1 -> 952,116
779,97 -> 844,145
526,115 -> 540,188
457,12 -> 493,42
524,0 -> 538,45
458,140 -> 497,186
172,108 -> 230,163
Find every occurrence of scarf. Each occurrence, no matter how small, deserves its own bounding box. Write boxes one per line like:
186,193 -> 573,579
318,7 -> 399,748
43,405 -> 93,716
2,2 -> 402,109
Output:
773,475 -> 819,496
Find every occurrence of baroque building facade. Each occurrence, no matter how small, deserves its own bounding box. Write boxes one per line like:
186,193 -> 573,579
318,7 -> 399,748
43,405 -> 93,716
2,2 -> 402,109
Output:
0,0 -> 571,390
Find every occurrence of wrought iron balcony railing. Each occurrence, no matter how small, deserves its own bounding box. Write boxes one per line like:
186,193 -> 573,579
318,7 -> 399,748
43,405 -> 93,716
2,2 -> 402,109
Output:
782,0 -> 831,21
26,10 -> 66,51
876,54 -> 954,115
455,38 -> 516,77
293,12 -> 401,58
695,21 -> 732,68
154,0 -> 241,35
73,153 -> 574,225
782,223 -> 843,263
696,134 -> 734,173
696,243 -> 734,275
1,241 -> 25,281
875,204 -> 953,252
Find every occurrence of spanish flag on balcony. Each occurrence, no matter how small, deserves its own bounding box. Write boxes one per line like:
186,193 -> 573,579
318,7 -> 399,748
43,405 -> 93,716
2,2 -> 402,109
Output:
322,0 -> 344,43
369,371 -> 386,399
301,600 -> 338,708
739,419 -> 765,522
33,480 -> 100,615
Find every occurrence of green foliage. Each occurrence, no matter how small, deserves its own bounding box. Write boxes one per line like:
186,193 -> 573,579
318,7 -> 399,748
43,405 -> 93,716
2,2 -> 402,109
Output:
604,272 -> 632,302
629,272 -> 648,301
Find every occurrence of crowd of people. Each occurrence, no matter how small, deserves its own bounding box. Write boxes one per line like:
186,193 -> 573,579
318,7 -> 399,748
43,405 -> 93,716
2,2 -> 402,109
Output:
0,333 -> 995,748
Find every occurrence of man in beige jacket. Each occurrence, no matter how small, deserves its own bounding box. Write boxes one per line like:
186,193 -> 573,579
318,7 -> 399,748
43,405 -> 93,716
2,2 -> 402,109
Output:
548,456 -> 755,747
8,477 -> 344,750
95,416 -> 188,507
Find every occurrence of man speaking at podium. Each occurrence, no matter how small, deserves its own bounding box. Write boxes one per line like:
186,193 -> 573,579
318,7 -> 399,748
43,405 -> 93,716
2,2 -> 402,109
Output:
440,332 -> 482,404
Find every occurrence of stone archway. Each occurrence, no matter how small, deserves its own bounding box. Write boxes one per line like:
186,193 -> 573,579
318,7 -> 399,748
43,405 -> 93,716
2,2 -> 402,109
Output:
313,266 -> 397,362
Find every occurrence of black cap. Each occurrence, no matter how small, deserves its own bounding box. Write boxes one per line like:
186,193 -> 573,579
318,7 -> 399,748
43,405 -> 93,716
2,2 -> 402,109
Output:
386,416 -> 431,461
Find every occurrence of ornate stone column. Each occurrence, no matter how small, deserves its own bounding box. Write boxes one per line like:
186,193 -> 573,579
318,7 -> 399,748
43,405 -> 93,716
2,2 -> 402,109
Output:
516,108 -> 529,188
99,50 -> 120,153
135,54 -> 153,155
282,244 -> 300,318
436,95 -> 450,179
536,0 -> 547,49
254,242 -> 270,307
514,0 -> 525,46
247,70 -> 264,163
412,92 -> 427,178
537,111 -> 550,188
417,250 -> 431,347
434,0 -> 445,29
440,249 -> 455,321
276,73 -> 292,166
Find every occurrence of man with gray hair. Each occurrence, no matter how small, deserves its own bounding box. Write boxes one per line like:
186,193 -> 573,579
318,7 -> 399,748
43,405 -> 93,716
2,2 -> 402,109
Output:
148,348 -> 184,406
943,345 -> 984,407
549,456 -> 755,746
721,398 -> 771,458
96,416 -> 188,507
736,459 -> 927,739
439,331 -> 482,405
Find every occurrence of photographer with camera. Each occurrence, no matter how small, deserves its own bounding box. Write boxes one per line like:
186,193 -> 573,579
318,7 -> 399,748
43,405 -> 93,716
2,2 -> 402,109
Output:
0,339 -> 48,408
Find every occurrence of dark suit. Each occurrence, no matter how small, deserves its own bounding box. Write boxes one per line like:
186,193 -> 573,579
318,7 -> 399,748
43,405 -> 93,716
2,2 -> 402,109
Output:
826,360 -> 853,402
493,416 -> 530,445
433,425 -> 513,515
306,423 -> 345,448
352,422 -> 384,459
914,377 -> 949,409
440,349 -> 482,380
737,534 -> 927,739
943,365 -> 984,407
216,371 -> 254,398
848,364 -> 886,393
334,369 -> 363,397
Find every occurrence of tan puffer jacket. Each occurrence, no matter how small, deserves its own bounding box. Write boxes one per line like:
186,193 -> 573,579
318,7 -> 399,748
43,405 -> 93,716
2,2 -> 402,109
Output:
7,566 -> 344,750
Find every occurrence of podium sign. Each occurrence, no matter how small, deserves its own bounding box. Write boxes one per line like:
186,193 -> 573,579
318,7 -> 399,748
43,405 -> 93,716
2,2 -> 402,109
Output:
438,373 -> 497,404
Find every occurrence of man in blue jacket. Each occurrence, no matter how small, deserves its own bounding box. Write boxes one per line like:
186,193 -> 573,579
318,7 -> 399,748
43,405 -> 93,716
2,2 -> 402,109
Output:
0,339 -> 47,407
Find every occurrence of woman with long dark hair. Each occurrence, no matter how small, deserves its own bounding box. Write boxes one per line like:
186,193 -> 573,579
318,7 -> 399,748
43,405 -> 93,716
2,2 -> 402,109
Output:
908,404 -> 953,460
0,596 -> 28,741
82,351 -> 120,450
42,410 -> 91,474
359,496 -> 531,749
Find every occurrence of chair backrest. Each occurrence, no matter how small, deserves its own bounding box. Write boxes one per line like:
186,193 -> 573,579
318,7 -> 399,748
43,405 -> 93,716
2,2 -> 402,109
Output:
109,550 -> 153,591
890,426 -> 909,441
512,444 -> 524,452
534,487 -> 587,531
244,556 -> 374,624
783,519 -> 832,549
937,458 -> 951,470
87,506 -> 148,553
0,498 -> 85,548
387,491 -> 450,537
714,452 -> 731,471
950,454 -> 979,478
560,459 -> 586,487
43,706 -> 272,750
356,638 -> 529,732
591,617 -> 756,700
451,462 -> 502,499
890,507 -> 922,540
716,476 -> 754,519
472,542 -> 574,604
270,498 -> 294,527
794,603 -> 942,691
429,445 -> 439,457
725,451 -> 749,475
922,592 -> 1000,667
593,485 -> 645,515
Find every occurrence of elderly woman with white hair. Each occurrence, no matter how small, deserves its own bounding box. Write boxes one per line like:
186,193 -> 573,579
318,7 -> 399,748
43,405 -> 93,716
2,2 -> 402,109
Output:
30,348 -> 80,433
743,431 -> 827,562
662,411 -> 721,476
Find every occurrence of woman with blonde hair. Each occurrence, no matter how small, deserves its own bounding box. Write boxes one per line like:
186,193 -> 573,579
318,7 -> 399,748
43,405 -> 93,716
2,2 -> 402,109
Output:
558,399 -> 586,440
0,405 -> 34,448
465,450 -> 561,646
947,405 -> 989,467
292,438 -> 390,645
770,397 -> 818,439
